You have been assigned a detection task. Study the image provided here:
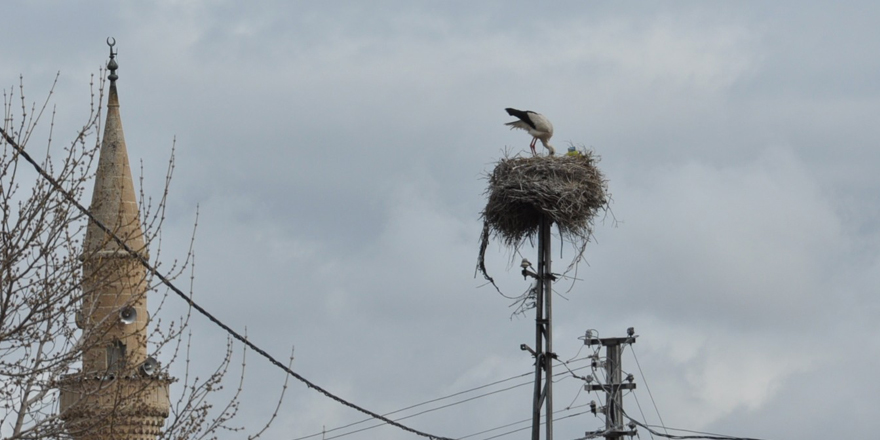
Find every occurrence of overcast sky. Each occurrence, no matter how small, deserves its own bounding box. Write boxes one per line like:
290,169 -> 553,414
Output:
4,2 -> 880,439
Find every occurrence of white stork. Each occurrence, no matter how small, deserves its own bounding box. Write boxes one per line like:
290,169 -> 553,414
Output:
504,108 -> 555,156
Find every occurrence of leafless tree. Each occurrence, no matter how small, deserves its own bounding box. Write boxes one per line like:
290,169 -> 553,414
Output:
0,73 -> 287,440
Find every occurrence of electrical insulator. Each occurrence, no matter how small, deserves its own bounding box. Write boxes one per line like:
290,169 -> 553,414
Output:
626,373 -> 634,383
583,374 -> 594,391
590,400 -> 597,415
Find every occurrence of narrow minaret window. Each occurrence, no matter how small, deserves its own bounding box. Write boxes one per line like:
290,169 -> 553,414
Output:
106,340 -> 126,373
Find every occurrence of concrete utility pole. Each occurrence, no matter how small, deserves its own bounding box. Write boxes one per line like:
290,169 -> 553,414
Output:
585,329 -> 638,439
525,215 -> 555,440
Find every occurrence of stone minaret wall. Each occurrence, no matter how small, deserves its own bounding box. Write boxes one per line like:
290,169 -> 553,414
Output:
58,50 -> 171,440
78,76 -> 150,375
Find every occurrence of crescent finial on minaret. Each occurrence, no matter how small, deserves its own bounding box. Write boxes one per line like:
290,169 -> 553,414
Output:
107,37 -> 118,82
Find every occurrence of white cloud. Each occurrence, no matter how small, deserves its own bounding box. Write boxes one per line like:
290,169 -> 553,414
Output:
596,148 -> 846,328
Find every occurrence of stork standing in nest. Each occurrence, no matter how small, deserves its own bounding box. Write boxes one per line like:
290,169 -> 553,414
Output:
505,108 -> 555,156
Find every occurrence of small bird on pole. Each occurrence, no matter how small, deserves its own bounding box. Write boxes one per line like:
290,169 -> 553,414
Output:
504,108 -> 555,156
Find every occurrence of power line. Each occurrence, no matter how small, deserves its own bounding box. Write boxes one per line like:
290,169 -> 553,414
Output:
295,359 -> 593,440
1,127 -> 453,440
620,407 -> 768,440
478,423 -> 532,440
456,415 -> 532,440
629,390 -> 655,440
293,368 -> 535,440
321,382 -> 530,440
467,406 -> 595,440
644,425 -> 768,439
554,357 -> 592,382
320,401 -> 597,440
628,344 -> 667,436
343,396 -> 597,440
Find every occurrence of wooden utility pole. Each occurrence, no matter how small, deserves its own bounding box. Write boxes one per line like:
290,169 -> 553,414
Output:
585,331 -> 638,439
530,215 -> 554,440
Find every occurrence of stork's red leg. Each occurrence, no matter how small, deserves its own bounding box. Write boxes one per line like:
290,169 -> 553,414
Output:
530,138 -> 537,155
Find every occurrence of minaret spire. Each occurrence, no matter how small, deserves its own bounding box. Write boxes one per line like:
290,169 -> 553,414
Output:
81,37 -> 147,260
58,38 -> 171,440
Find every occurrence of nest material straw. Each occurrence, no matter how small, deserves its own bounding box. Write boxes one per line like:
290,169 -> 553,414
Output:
477,151 -> 609,287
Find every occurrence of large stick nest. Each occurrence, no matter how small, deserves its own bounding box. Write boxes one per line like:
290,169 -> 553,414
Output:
477,150 -> 610,287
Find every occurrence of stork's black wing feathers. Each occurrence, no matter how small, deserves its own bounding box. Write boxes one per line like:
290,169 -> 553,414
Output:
505,108 -> 537,130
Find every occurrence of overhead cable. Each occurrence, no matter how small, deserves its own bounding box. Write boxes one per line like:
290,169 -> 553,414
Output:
296,359 -> 592,440
621,407 -> 767,440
